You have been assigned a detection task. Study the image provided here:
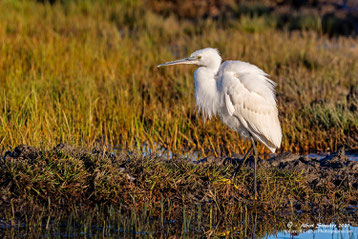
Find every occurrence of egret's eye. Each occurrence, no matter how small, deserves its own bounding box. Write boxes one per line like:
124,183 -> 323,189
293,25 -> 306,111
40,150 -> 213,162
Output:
197,56 -> 202,60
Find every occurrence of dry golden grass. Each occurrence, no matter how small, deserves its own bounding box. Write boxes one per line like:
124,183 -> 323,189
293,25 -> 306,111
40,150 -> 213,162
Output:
0,0 -> 356,155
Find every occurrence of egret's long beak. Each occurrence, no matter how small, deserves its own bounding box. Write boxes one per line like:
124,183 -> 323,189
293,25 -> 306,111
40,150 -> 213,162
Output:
157,56 -> 197,68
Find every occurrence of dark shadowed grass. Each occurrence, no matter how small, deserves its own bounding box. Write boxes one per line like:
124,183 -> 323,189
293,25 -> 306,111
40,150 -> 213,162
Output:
0,145 -> 357,237
1,145 -> 356,221
0,0 -> 356,155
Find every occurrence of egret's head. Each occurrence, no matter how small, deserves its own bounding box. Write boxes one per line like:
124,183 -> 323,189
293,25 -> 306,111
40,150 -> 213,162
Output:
158,48 -> 222,69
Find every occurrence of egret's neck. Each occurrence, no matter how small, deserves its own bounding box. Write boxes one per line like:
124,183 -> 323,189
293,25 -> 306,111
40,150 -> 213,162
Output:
194,65 -> 221,119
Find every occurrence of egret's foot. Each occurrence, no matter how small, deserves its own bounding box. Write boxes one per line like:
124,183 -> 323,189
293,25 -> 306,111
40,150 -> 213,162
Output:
254,191 -> 258,200
249,195 -> 258,201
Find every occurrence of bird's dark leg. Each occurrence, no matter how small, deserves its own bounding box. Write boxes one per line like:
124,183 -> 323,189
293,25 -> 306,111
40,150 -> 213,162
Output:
250,137 -> 258,199
231,143 -> 253,181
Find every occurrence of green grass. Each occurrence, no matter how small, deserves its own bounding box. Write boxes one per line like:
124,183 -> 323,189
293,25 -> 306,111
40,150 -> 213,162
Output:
0,0 -> 357,155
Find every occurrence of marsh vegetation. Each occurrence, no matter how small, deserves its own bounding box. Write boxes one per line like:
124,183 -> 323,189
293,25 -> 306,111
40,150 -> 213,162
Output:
0,0 -> 357,155
0,144 -> 357,237
0,0 -> 357,237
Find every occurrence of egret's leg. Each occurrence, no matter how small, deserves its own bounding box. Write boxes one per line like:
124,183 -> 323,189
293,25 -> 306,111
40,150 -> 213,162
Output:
231,144 -> 253,180
251,137 -> 258,199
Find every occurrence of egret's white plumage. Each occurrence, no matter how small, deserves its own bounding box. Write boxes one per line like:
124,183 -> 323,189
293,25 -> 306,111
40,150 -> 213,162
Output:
158,48 -> 282,153
158,48 -> 282,196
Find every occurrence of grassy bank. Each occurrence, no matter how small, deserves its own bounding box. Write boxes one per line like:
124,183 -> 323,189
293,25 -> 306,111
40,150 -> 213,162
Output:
0,0 -> 357,155
1,145 -> 357,219
1,142 -> 357,236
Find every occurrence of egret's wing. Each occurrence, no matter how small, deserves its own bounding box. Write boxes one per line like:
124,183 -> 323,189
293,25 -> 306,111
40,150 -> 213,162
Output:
220,61 -> 282,152
224,92 -> 235,115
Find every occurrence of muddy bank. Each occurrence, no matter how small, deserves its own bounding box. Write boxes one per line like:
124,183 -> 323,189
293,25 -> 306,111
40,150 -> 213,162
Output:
6,144 -> 357,189
264,149 -> 358,190
0,144 -> 357,219
202,147 -> 358,190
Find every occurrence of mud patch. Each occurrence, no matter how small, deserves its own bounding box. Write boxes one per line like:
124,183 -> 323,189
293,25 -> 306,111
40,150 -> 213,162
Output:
263,148 -> 358,190
199,147 -> 358,191
3,144 -> 40,161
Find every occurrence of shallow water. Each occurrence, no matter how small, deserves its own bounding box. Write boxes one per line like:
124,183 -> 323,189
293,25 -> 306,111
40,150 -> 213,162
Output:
307,152 -> 358,162
139,143 -> 358,162
268,223 -> 358,239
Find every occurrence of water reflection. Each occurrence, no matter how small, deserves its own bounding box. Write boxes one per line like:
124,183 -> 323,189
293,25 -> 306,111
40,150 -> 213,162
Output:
268,223 -> 357,239
1,210 -> 357,238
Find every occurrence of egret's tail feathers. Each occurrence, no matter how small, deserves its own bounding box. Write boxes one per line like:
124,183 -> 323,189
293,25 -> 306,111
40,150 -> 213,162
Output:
267,145 -> 277,153
245,124 -> 281,154
252,136 -> 278,153
263,139 -> 280,153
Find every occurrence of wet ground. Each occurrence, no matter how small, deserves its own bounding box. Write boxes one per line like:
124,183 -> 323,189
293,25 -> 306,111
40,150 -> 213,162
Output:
1,144 -> 358,201
198,146 -> 358,191
4,144 -> 358,192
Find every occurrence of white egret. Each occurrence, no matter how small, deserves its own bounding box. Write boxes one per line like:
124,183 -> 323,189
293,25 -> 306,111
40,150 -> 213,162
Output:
158,48 -> 282,197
